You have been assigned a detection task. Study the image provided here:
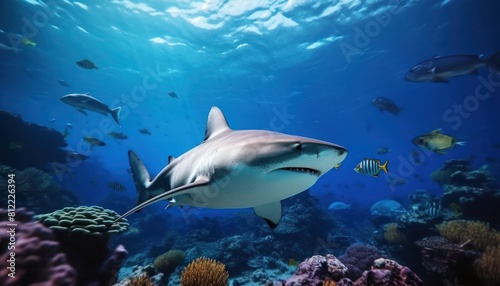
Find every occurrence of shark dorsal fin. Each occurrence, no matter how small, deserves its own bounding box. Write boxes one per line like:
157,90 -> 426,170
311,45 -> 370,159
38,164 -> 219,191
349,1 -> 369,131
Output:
204,107 -> 231,141
168,156 -> 175,164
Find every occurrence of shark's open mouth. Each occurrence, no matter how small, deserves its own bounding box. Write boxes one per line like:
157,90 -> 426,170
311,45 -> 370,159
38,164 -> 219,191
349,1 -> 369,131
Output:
280,167 -> 321,176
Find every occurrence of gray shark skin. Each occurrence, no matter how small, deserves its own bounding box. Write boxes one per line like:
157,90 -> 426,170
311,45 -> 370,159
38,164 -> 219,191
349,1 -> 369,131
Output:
117,107 -> 348,228
60,93 -> 121,125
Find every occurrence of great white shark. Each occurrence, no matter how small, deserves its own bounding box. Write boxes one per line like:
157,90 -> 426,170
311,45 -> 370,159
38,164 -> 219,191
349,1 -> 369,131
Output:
115,107 -> 348,228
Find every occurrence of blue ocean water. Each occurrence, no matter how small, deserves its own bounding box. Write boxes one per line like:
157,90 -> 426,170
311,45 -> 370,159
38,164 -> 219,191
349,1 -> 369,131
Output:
1,0 -> 500,284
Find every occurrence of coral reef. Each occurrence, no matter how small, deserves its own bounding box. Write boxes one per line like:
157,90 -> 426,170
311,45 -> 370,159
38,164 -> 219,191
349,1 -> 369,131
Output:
415,236 -> 480,278
337,258 -> 424,286
432,159 -> 500,224
430,159 -> 471,187
473,245 -> 500,284
180,257 -> 229,286
128,273 -> 155,286
36,206 -> 129,285
383,223 -> 408,245
36,205 -> 129,235
279,254 -> 348,285
0,164 -> 80,214
115,264 -> 164,286
153,250 -> 185,276
338,244 -> 382,280
436,220 -> 500,251
0,109 -> 88,169
0,208 -> 76,286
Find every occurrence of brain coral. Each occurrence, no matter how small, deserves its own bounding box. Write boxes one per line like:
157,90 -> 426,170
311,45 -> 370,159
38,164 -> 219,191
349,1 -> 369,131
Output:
153,249 -> 185,275
35,205 -> 128,235
180,257 -> 229,286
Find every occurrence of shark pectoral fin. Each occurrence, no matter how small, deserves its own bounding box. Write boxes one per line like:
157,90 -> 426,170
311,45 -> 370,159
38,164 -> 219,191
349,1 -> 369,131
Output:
76,107 -> 87,115
110,177 -> 211,228
253,201 -> 282,229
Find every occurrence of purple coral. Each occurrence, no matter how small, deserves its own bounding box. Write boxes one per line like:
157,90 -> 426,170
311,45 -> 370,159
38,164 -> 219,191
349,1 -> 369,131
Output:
337,258 -> 424,286
279,254 -> 348,285
339,244 -> 381,280
0,208 -> 76,286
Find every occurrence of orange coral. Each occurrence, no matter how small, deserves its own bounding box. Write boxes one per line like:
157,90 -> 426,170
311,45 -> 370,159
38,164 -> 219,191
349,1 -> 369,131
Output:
436,220 -> 500,250
322,280 -> 337,286
384,223 -> 408,244
128,273 -> 154,286
180,257 -> 228,286
474,245 -> 500,283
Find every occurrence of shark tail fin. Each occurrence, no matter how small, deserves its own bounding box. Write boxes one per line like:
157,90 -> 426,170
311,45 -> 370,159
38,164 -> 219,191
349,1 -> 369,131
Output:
111,106 -> 121,125
128,150 -> 151,210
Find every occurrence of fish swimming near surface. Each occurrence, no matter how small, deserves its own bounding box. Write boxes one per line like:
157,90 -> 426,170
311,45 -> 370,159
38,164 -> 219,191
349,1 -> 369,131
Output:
108,181 -> 126,191
405,52 -> 500,83
60,93 -> 121,125
371,97 -> 402,115
354,158 -> 389,177
108,131 -> 128,140
375,147 -> 391,154
168,91 -> 178,99
328,201 -> 351,211
76,59 -> 99,70
138,128 -> 152,135
57,79 -> 70,87
109,106 -> 348,228
413,129 -> 465,154
83,136 -> 106,147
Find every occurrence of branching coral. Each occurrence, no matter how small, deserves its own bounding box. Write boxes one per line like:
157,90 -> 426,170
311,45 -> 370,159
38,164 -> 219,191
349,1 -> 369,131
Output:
128,273 -> 154,286
384,223 -> 408,245
180,257 -> 229,286
436,220 -> 500,250
473,245 -> 500,283
153,249 -> 185,276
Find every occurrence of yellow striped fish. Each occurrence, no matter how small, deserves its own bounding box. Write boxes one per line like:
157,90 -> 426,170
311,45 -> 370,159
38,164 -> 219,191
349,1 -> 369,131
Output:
354,158 -> 389,177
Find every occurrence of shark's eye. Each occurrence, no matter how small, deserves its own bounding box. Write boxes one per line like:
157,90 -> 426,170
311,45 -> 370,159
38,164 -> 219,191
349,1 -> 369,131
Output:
295,143 -> 302,151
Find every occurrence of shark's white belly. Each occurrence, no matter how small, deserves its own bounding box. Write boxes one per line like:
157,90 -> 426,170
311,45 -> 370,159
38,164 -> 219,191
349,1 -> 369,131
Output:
173,167 -> 319,209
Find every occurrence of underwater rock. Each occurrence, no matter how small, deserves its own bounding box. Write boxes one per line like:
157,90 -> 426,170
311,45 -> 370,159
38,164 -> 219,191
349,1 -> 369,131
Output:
35,206 -> 129,285
278,254 -> 348,285
430,159 -> 471,186
338,244 -> 382,280
0,109 -> 88,169
0,164 -> 80,214
0,208 -> 76,285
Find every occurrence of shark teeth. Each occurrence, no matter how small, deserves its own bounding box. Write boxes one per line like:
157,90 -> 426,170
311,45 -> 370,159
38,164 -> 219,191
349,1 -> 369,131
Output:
282,167 -> 321,176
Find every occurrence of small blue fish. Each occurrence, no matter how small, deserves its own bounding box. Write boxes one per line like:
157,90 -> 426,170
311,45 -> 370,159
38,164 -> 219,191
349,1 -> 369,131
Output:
354,158 -> 388,177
